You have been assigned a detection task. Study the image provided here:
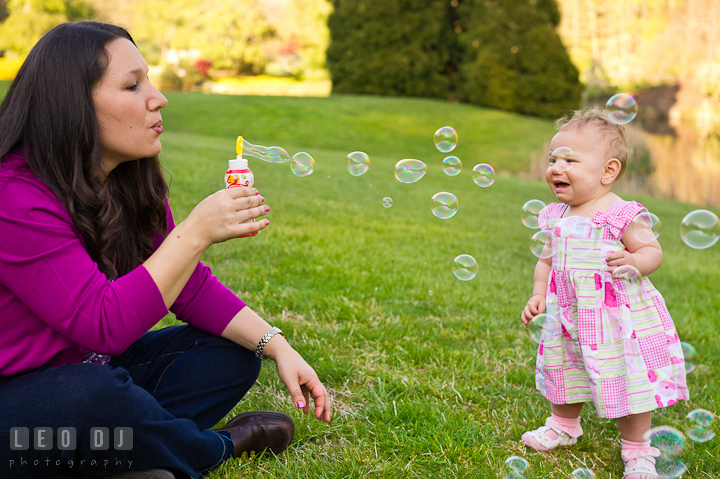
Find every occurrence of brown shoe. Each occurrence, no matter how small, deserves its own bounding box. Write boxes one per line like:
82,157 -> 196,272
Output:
215,410 -> 295,457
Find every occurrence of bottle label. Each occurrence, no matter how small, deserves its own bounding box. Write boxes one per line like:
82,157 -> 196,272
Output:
225,169 -> 253,189
225,167 -> 257,237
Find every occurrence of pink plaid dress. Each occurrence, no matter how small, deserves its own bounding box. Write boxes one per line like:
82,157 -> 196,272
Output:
535,200 -> 689,418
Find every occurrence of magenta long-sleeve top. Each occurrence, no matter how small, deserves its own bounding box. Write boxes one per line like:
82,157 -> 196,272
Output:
0,151 -> 246,376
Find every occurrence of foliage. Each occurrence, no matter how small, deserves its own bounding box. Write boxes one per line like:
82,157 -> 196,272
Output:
326,0 -> 457,99
0,55 -> 25,80
0,0 -> 94,54
456,0 -> 583,118
326,0 -> 582,118
151,91 -> 719,478
556,0 -> 720,96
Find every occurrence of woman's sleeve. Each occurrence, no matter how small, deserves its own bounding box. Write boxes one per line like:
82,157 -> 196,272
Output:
0,179 -> 169,355
163,203 -> 247,336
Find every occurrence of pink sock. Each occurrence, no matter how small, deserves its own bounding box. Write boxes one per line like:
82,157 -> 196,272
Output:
621,439 -> 660,470
544,413 -> 582,439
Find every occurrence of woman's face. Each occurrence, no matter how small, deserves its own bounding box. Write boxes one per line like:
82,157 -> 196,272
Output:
93,38 -> 168,176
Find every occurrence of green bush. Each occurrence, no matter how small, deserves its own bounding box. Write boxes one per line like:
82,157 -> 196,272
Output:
326,0 -> 458,99
327,0 -> 582,118
457,0 -> 582,117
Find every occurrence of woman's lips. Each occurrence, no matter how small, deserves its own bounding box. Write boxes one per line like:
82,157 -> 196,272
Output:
152,121 -> 163,134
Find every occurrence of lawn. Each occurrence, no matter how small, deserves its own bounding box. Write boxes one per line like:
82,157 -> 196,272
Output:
3,84 -> 719,477
154,92 -> 720,478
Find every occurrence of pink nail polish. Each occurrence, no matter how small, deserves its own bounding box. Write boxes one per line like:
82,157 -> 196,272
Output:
296,401 -> 305,408
255,190 -> 260,195
264,206 -> 270,212
265,220 -> 270,226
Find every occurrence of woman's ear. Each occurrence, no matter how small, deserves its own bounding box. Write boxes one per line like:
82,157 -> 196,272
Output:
602,158 -> 622,185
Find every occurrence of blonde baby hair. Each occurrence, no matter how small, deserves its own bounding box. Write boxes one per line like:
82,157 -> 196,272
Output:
555,106 -> 633,179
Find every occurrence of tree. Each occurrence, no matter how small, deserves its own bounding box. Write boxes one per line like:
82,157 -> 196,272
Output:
0,0 -> 94,54
326,0 -> 458,99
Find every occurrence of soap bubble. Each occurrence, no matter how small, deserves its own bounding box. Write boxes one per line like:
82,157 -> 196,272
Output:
530,230 -> 553,259
686,409 -> 715,443
472,163 -> 495,187
550,146 -> 575,172
613,264 -> 641,281
631,211 -> 662,243
431,192 -> 458,219
290,152 -> 314,177
442,156 -> 462,176
571,468 -> 596,479
647,426 -> 687,479
434,126 -> 458,153
521,200 -> 546,229
606,93 -> 638,125
528,313 -> 549,343
452,254 -> 478,281
679,209 -> 720,249
242,138 -> 292,163
382,197 -> 393,208
347,151 -> 370,176
680,342 -> 696,373
395,159 -> 427,184
504,456 -> 528,474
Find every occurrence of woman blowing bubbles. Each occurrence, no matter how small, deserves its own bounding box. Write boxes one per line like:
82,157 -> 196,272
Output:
0,21 -> 330,479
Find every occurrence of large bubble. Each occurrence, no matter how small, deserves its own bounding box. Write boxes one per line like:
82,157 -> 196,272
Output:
631,211 -> 662,243
686,409 -> 715,443
550,146 -> 574,172
431,192 -> 458,219
527,313 -> 550,343
503,456 -> 528,479
606,93 -> 638,125
571,469 -> 596,479
530,230 -> 553,259
452,254 -> 478,281
647,426 -> 687,479
434,126 -> 458,153
472,163 -> 495,187
680,342 -> 696,373
521,200 -> 546,229
679,209 -> 720,249
395,159 -> 427,184
442,156 -> 462,176
347,151 -> 370,177
290,152 -> 315,177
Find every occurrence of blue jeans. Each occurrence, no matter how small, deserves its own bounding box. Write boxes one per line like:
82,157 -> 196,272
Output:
0,325 -> 262,478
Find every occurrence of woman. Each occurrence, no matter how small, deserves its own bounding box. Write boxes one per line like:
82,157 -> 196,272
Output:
0,21 -> 331,479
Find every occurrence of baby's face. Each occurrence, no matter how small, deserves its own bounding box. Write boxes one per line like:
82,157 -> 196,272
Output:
546,125 -> 610,205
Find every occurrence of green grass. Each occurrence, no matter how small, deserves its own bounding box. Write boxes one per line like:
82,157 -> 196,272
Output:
153,93 -> 720,478
2,83 -> 718,477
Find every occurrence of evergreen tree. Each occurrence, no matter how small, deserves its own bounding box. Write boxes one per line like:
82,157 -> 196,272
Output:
326,0 -> 459,98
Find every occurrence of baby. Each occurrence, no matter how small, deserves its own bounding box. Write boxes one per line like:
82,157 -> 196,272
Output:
520,107 -> 689,478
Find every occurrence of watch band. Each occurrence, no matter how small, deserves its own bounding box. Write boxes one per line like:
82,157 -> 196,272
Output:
255,326 -> 284,360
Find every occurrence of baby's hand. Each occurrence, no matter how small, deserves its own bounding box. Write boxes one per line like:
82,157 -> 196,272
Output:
605,251 -> 638,279
521,295 -> 546,327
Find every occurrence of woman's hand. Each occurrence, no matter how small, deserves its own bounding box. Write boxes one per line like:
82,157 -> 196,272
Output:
521,294 -> 546,327
183,187 -> 270,247
271,347 -> 332,423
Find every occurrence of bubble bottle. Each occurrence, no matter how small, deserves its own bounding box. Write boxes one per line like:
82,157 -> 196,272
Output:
224,136 -> 257,237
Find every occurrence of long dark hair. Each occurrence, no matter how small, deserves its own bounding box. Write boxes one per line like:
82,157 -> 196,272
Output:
0,21 -> 168,279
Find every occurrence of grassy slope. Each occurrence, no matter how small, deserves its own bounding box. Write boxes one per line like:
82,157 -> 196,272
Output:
156,93 -> 720,478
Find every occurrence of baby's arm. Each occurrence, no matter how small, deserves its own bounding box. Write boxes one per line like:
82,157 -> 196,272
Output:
521,256 -> 552,326
607,216 -> 663,278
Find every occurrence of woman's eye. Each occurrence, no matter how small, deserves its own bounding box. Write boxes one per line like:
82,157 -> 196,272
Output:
127,83 -> 138,91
